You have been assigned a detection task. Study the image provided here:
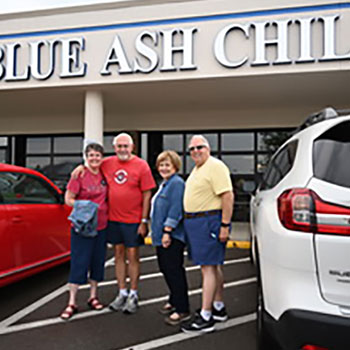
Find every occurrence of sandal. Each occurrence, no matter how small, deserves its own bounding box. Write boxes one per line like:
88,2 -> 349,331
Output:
159,303 -> 175,315
165,312 -> 191,326
60,304 -> 78,320
88,297 -> 104,311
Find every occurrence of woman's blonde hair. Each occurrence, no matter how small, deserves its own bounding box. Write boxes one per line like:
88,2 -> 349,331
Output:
156,150 -> 182,172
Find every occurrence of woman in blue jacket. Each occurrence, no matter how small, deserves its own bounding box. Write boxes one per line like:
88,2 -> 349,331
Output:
151,150 -> 190,326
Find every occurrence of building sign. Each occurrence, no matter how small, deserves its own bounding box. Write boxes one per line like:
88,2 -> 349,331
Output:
0,14 -> 349,82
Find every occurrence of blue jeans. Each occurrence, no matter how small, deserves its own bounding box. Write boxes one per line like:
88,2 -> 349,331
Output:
68,228 -> 107,284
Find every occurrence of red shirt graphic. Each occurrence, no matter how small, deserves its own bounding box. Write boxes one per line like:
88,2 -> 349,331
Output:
101,156 -> 156,223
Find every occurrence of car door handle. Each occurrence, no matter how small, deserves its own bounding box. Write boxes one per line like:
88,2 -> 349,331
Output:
12,216 -> 23,223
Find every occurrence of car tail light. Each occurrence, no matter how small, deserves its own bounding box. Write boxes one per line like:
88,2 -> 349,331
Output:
278,188 -> 350,235
301,345 -> 329,350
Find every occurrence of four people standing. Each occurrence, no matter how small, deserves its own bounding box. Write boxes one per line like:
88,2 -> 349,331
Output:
63,133 -> 234,334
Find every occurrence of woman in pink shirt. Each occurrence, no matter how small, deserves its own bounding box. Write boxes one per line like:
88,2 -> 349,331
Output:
60,143 -> 108,320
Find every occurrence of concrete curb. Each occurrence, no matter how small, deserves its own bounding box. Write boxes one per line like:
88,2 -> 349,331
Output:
144,237 -> 251,249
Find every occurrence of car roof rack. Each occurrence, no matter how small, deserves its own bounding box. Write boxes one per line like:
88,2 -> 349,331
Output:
295,107 -> 350,133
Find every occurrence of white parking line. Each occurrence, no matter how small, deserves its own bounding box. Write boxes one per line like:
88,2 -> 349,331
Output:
105,252 -> 188,267
0,255 -> 251,330
0,256 -> 114,329
117,312 -> 257,350
0,284 -> 68,329
104,256 -> 116,267
0,277 -> 257,335
82,257 -> 251,289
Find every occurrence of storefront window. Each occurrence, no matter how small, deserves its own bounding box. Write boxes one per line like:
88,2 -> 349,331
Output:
0,149 -> 6,163
163,134 -> 183,152
0,137 -> 8,163
221,155 -> 254,174
0,137 -> 7,147
54,136 -> 83,154
43,156 -> 82,189
186,156 -> 195,175
103,135 -> 115,154
26,157 -> 51,171
178,159 -> 184,175
27,137 -> 50,154
232,176 -> 255,221
258,131 -> 291,153
222,132 -> 253,151
18,128 -> 293,220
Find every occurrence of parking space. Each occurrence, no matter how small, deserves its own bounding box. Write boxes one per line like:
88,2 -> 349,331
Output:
0,246 -> 257,350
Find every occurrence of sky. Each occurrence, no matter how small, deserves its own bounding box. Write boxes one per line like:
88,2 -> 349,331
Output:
0,0 -> 123,14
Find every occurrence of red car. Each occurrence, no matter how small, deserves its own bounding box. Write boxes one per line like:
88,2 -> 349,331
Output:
0,163 -> 71,287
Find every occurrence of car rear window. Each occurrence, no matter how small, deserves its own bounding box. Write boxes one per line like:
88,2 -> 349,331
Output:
313,120 -> 350,188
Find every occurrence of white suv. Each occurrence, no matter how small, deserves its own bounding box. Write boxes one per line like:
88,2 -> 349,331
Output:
250,108 -> 350,350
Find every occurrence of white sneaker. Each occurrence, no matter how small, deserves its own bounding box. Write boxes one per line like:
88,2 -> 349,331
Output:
122,294 -> 138,314
109,294 -> 128,311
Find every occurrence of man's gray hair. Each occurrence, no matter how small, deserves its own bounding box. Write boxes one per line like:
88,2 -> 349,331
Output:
112,132 -> 134,145
190,135 -> 210,148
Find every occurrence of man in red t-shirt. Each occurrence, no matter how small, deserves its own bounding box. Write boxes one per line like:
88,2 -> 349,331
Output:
104,133 -> 156,314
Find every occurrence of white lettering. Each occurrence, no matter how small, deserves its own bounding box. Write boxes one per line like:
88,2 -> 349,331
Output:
29,40 -> 56,80
295,17 -> 315,63
0,46 -> 5,79
251,19 -> 292,66
214,23 -> 249,68
0,14 -> 348,82
319,14 -> 350,61
59,37 -> 87,78
133,31 -> 159,73
5,42 -> 30,81
160,28 -> 197,71
100,35 -> 132,75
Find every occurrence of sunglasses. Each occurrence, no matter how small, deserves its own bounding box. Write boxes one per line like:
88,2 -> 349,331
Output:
188,145 -> 206,152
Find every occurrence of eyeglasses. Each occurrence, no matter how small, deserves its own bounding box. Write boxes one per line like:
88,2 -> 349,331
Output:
188,145 -> 206,152
116,144 -> 131,149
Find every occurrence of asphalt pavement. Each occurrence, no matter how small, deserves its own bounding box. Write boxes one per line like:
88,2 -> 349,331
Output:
0,243 -> 257,350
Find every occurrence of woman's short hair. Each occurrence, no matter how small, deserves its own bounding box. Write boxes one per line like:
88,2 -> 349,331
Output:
85,143 -> 104,157
156,150 -> 182,172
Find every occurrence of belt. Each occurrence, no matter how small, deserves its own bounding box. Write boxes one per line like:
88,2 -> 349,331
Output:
184,210 -> 221,219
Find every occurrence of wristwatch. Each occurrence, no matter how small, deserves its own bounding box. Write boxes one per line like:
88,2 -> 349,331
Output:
220,222 -> 230,228
141,218 -> 149,224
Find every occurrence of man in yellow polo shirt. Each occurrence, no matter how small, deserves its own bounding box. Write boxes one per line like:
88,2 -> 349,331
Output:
181,135 -> 234,334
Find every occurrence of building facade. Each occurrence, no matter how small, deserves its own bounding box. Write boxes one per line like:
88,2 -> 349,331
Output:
1,0 -> 350,220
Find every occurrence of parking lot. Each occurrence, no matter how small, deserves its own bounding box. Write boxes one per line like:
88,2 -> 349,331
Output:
0,245 -> 257,350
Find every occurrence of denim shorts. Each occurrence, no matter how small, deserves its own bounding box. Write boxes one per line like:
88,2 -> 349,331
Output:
184,213 -> 226,265
106,221 -> 144,247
